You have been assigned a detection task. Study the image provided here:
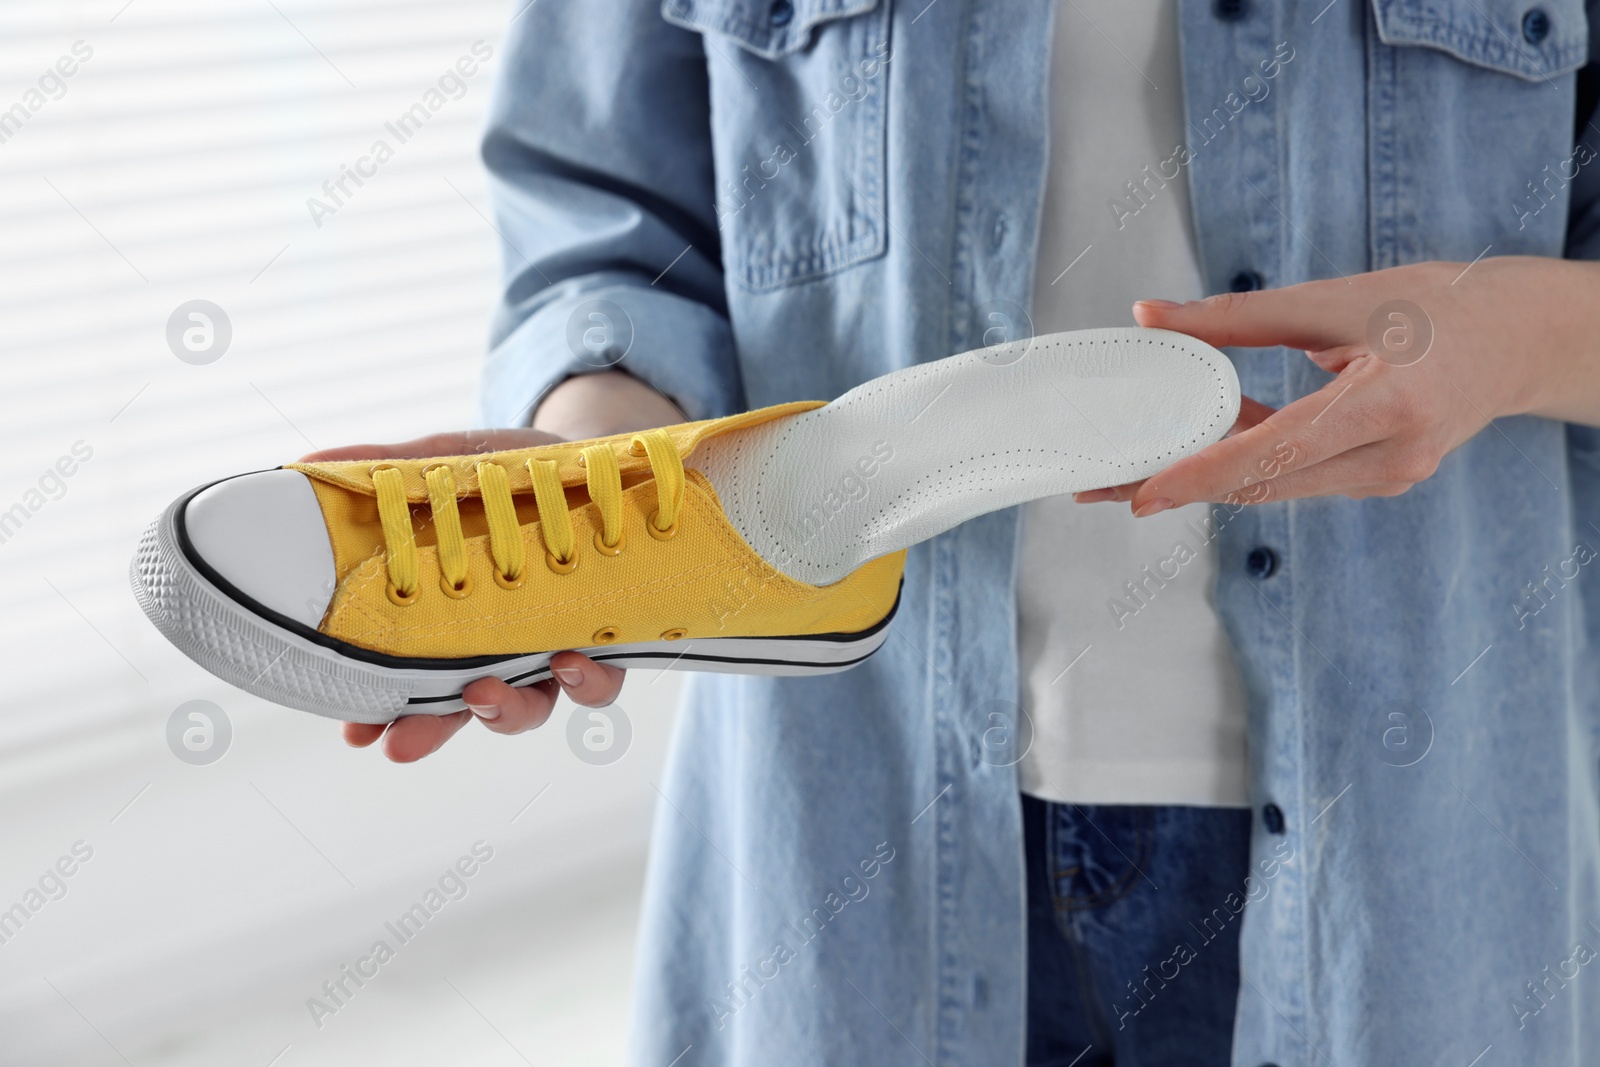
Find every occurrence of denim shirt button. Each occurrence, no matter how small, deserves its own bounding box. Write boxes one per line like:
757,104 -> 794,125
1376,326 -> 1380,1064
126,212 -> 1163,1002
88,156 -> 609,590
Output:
1229,269 -> 1263,292
1522,7 -> 1551,44
1214,0 -> 1248,21
990,212 -> 1008,251
1262,803 -> 1286,835
1246,546 -> 1278,579
769,0 -> 794,27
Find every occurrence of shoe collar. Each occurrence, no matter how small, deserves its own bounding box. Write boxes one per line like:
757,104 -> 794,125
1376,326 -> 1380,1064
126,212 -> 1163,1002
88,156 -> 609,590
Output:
285,399 -> 825,500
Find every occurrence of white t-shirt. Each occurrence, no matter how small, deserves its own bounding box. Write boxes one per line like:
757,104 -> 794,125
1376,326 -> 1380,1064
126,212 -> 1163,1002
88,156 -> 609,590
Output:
1016,0 -> 1249,808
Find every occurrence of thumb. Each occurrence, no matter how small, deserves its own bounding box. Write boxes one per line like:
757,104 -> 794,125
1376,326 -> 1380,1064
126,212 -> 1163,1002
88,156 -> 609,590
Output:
1133,278 -> 1363,353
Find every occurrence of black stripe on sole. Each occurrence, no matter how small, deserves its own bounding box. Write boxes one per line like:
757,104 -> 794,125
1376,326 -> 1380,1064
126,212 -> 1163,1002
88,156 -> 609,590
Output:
403,642 -> 890,705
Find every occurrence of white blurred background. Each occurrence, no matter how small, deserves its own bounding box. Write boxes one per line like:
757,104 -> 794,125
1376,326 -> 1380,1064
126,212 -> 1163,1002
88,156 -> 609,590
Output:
0,2 -> 680,1063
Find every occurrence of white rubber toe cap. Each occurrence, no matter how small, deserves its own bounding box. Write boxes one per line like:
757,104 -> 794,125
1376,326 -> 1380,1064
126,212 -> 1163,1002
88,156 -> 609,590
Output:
184,468 -> 338,630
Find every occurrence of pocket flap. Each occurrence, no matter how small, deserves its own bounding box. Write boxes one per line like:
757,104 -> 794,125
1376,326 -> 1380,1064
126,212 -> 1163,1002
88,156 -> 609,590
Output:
662,0 -> 881,59
1371,0 -> 1589,80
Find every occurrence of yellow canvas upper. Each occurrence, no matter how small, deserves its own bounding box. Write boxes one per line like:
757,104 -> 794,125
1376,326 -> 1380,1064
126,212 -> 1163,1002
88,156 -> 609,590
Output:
285,402 -> 907,659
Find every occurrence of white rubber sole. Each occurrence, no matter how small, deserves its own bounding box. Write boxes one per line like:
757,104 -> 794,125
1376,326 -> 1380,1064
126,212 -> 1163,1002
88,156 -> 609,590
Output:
130,484 -> 896,724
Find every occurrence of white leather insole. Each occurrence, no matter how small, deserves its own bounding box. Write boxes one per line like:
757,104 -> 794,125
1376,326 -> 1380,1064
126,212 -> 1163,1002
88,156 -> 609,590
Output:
694,328 -> 1240,586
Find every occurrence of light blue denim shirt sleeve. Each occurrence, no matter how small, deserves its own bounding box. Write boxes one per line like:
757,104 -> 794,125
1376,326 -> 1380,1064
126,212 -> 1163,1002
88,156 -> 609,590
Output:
482,0 -> 1600,1063
476,1 -> 747,426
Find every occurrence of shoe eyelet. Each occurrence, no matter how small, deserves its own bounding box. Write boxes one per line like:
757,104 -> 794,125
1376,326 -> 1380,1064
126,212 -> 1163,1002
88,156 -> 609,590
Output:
386,581 -> 418,607
440,573 -> 473,599
593,528 -> 625,556
592,626 -> 619,643
647,511 -> 677,540
660,628 -> 687,641
628,440 -> 648,457
369,462 -> 401,479
545,549 -> 578,575
420,461 -> 458,485
493,569 -> 524,590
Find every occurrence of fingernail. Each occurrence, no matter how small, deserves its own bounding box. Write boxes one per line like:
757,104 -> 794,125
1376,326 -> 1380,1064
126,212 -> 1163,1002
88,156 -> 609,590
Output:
1134,498 -> 1175,518
552,666 -> 584,687
1134,299 -> 1182,311
466,703 -> 500,721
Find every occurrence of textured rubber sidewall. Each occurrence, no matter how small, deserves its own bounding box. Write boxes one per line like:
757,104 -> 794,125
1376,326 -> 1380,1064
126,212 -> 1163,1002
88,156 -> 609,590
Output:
130,498 -> 416,724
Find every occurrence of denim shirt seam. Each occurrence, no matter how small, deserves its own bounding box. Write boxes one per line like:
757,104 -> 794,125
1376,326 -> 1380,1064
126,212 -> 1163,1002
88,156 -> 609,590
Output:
1377,14 -> 1587,78
663,0 -> 881,59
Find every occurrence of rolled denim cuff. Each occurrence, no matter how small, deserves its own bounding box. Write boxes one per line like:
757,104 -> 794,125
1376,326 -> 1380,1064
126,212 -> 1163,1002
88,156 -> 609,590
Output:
478,283 -> 746,428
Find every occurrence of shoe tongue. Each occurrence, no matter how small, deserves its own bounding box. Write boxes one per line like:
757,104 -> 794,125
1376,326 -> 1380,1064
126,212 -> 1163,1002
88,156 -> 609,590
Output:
285,400 -> 825,500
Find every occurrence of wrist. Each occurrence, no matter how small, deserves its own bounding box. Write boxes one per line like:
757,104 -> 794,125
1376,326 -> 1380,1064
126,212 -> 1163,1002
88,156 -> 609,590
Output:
531,370 -> 685,440
1509,258 -> 1600,422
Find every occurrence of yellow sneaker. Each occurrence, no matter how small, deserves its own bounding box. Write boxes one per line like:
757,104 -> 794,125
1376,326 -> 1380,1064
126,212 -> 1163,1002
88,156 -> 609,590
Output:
131,327 -> 1238,722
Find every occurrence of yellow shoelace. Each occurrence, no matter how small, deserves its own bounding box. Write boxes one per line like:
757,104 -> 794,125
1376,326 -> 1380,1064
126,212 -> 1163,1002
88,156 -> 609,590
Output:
372,429 -> 685,605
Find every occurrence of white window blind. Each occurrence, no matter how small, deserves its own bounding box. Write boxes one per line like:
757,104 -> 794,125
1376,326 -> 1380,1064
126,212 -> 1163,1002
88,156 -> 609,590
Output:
0,0 -> 514,752
0,4 -> 676,1063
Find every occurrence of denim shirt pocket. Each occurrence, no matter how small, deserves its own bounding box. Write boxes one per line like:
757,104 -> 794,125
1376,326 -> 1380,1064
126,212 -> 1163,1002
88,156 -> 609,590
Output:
1363,0 -> 1590,267
1371,0 -> 1589,79
662,0 -> 892,291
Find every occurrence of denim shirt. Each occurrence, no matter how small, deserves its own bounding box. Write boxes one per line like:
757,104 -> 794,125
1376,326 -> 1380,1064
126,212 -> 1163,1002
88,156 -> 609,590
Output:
479,1 -> 1600,1063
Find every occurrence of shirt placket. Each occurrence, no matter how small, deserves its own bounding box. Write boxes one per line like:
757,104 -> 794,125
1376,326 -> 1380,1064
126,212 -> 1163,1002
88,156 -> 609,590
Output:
1178,1 -> 1311,1063
926,1 -> 1054,1064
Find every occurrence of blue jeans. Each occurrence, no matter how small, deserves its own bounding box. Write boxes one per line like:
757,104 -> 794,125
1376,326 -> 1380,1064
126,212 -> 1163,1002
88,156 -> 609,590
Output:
1024,794 -> 1252,1066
